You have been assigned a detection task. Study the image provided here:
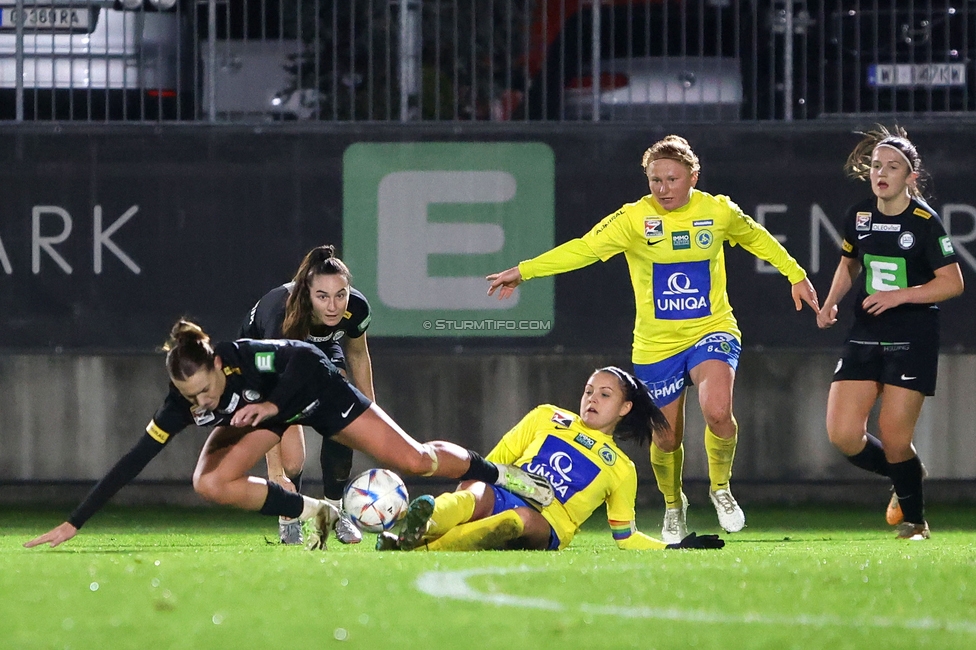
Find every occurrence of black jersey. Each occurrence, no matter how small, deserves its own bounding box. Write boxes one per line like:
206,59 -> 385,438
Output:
239,283 -> 371,370
67,340 -> 371,530
841,197 -> 958,334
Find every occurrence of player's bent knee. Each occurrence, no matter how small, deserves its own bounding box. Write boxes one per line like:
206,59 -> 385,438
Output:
193,472 -> 231,504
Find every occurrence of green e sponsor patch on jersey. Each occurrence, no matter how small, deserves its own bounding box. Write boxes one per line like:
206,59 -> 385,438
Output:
864,254 -> 907,294
254,352 -> 275,372
940,236 -> 955,256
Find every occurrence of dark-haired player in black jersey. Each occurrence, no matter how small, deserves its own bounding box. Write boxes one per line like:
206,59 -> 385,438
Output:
817,126 -> 964,540
24,320 -> 553,550
240,245 -> 372,545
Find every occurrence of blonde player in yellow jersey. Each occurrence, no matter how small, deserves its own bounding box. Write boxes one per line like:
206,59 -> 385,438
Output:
377,367 -> 724,552
487,135 -> 820,543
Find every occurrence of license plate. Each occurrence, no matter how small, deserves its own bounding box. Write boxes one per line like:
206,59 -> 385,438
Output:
869,63 -> 967,88
0,7 -> 91,31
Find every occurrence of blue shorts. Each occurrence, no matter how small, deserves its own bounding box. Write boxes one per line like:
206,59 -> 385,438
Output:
489,485 -> 560,551
633,332 -> 741,407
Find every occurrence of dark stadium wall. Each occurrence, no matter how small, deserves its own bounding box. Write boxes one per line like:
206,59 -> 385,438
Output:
2,123 -> 975,497
1,123 -> 974,353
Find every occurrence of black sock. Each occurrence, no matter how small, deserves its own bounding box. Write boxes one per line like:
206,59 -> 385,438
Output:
845,434 -> 889,477
289,471 -> 303,494
259,481 -> 304,518
457,450 -> 499,483
321,438 -> 354,501
889,456 -> 925,524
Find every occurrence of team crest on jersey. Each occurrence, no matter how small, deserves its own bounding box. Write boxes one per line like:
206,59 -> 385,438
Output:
243,389 -> 262,403
551,411 -> 574,428
192,408 -> 216,426
898,232 -> 915,250
598,444 -> 617,466
219,393 -> 241,414
855,212 -> 872,231
644,218 -> 663,238
695,229 -> 713,249
574,433 -> 596,450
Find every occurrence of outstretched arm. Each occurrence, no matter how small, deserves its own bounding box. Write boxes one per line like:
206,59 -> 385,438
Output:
24,433 -> 167,548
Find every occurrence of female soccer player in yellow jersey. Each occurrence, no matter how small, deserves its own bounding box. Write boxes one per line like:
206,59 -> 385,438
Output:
487,135 -> 820,543
377,367 -> 723,552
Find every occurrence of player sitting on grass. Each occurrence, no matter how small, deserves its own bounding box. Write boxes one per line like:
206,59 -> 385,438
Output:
377,367 -> 724,552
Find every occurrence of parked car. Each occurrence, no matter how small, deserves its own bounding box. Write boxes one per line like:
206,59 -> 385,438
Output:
820,0 -> 976,115
504,0 -> 745,122
0,0 -> 195,120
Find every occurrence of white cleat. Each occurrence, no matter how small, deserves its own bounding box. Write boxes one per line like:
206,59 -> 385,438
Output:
709,488 -> 745,533
278,517 -> 303,545
661,492 -> 689,545
333,513 -> 363,545
303,500 -> 339,551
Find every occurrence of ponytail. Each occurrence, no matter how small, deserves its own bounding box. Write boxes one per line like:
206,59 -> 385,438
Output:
597,366 -> 669,446
163,319 -> 215,380
282,244 -> 353,340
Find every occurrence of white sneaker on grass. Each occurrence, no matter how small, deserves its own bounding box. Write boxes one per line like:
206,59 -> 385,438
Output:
278,517 -> 303,545
709,488 -> 745,533
661,492 -> 689,545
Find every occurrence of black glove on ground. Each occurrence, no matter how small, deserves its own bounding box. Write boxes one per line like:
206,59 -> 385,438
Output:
666,531 -> 725,549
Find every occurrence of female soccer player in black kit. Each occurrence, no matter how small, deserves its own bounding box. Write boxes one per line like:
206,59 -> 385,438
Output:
817,127 -> 964,540
240,245 -> 372,545
25,320 -> 552,550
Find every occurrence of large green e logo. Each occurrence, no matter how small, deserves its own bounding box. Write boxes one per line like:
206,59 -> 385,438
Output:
343,142 -> 555,337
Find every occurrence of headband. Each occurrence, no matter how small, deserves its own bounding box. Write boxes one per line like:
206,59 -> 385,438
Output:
874,143 -> 914,171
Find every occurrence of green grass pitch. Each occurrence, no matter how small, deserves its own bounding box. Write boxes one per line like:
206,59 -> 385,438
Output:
3,504 -> 975,650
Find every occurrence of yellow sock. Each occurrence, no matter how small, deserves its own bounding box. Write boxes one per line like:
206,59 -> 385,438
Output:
422,510 -> 525,552
426,490 -> 477,538
650,442 -> 684,508
705,423 -> 737,492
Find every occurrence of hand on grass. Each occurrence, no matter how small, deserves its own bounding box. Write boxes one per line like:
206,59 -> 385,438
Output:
24,522 -> 78,549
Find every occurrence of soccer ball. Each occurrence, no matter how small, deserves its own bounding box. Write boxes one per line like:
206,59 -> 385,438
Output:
342,469 -> 409,533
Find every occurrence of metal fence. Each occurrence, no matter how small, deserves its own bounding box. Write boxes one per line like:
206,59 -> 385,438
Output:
1,0 -> 973,122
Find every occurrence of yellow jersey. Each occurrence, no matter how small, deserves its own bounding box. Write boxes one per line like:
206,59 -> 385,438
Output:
487,404 -> 665,550
519,190 -> 807,364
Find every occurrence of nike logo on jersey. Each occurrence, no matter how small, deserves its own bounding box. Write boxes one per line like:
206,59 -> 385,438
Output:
858,233 -> 871,240
900,375 -> 917,381
646,239 -> 664,246
341,404 -> 355,418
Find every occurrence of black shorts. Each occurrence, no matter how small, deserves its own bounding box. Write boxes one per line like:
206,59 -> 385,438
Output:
832,329 -> 939,396
301,376 -> 373,438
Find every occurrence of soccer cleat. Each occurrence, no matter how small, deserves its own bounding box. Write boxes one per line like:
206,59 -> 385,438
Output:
398,495 -> 436,551
333,513 -> 363,545
495,464 -> 554,507
709,488 -> 746,533
375,531 -> 401,551
895,521 -> 930,541
886,489 -> 904,526
278,517 -> 303,545
303,500 -> 339,551
661,492 -> 689,545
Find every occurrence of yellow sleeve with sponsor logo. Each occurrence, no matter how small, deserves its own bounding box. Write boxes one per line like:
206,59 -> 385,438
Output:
722,195 -> 807,284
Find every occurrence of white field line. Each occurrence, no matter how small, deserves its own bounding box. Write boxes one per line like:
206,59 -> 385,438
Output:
415,565 -> 976,635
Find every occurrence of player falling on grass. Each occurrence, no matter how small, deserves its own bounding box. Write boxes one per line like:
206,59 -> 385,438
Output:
24,319 -> 552,550
817,127 -> 963,540
487,135 -> 819,544
240,244 -> 373,546
378,367 -> 724,552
